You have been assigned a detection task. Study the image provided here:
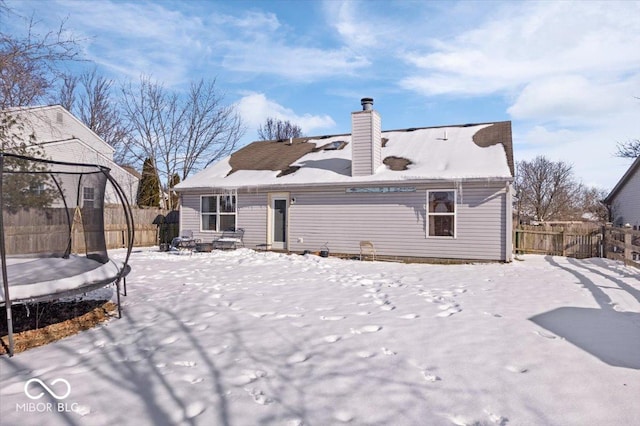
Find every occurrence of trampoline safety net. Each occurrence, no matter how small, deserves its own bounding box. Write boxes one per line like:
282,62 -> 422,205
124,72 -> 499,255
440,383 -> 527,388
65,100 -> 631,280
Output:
0,153 -> 134,356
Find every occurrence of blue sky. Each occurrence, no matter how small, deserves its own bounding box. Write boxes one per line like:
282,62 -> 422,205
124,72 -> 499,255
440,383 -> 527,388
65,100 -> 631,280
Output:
4,0 -> 639,189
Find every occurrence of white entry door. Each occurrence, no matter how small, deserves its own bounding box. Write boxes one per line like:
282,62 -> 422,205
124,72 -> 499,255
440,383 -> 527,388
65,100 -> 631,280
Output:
269,194 -> 289,250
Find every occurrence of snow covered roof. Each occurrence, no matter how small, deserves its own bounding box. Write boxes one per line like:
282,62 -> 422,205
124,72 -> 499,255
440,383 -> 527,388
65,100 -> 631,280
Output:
175,121 -> 513,191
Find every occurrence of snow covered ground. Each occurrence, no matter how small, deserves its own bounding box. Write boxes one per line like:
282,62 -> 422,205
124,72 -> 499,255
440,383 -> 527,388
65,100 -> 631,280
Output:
1,248 -> 639,426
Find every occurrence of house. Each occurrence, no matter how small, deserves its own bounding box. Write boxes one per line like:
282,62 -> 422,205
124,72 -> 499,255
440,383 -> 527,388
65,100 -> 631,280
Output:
604,155 -> 640,229
1,105 -> 139,205
175,98 -> 514,262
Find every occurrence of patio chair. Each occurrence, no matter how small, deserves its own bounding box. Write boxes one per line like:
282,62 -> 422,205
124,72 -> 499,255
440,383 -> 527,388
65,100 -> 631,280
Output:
213,228 -> 245,250
171,230 -> 199,252
360,241 -> 376,261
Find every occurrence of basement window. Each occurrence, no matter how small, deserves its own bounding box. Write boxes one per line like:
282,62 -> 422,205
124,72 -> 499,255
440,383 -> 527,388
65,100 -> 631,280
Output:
426,190 -> 456,238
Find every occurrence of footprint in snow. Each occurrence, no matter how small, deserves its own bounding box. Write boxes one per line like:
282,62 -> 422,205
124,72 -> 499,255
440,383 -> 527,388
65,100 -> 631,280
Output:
230,370 -> 267,386
320,315 -> 345,321
275,313 -> 304,319
483,312 -> 502,318
175,401 -> 206,421
287,352 -> 310,364
382,347 -> 396,355
250,312 -> 275,318
505,365 -> 528,373
333,410 -> 355,423
160,335 -> 179,345
534,330 -> 556,339
182,375 -> 204,384
323,335 -> 341,343
356,351 -> 375,358
422,371 -> 441,382
247,388 -> 272,405
200,311 -> 218,318
351,325 -> 382,334
173,360 -> 196,367
398,313 -> 419,319
484,409 -> 509,425
436,307 -> 461,317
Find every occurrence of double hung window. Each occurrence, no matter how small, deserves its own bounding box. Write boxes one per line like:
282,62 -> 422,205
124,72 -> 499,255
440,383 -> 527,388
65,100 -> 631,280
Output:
201,195 -> 236,231
83,187 -> 95,209
427,190 -> 456,237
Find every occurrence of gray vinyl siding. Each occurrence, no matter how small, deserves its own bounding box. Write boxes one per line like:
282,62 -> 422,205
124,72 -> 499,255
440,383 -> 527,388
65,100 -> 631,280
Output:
180,181 -> 509,261
179,192 -> 268,246
285,183 -> 507,261
611,168 -> 640,228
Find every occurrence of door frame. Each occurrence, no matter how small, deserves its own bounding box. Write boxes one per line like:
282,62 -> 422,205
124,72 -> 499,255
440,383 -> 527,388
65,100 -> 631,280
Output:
267,192 -> 290,250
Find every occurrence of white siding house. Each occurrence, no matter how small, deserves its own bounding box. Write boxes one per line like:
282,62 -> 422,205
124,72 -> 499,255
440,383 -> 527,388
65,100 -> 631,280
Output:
604,156 -> 640,229
175,98 -> 514,262
2,105 -> 139,205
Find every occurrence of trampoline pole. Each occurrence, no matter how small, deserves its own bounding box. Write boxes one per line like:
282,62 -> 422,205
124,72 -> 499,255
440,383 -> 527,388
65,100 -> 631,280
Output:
0,155 -> 15,356
116,281 -> 122,319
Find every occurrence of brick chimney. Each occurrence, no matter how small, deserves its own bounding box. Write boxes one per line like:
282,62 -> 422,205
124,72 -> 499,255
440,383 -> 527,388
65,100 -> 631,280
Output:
351,98 -> 382,176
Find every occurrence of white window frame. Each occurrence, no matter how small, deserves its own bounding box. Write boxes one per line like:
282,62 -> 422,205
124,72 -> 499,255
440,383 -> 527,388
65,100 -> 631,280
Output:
200,194 -> 237,232
83,186 -> 95,209
426,189 -> 457,239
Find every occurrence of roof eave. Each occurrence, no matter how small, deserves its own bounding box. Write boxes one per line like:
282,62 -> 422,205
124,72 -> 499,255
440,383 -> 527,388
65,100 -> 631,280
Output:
604,156 -> 640,204
175,176 -> 514,193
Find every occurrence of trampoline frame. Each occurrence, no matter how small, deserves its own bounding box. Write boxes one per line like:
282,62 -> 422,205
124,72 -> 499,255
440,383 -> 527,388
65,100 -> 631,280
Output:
0,153 -> 134,357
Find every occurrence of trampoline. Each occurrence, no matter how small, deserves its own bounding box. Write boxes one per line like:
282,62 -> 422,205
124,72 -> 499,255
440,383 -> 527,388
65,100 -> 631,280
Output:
0,153 -> 134,356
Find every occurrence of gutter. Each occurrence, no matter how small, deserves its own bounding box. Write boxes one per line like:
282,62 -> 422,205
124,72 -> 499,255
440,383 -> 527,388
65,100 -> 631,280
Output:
174,176 -> 514,193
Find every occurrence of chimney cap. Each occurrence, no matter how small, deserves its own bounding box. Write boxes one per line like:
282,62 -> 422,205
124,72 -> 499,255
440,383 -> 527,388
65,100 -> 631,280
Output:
361,97 -> 374,111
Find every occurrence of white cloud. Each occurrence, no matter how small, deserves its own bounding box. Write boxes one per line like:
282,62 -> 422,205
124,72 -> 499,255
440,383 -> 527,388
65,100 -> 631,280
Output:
324,0 -> 380,49
399,2 -> 640,99
221,45 -> 369,80
515,110 -> 638,190
236,93 -> 336,138
508,75 -> 640,124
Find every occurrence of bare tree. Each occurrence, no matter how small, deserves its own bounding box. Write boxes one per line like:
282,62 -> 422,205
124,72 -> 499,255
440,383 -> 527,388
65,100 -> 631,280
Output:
515,156 -> 583,222
56,73 -> 77,112
121,76 -> 244,209
180,79 -> 245,176
580,186 -> 609,223
614,139 -> 640,158
257,117 -> 303,141
75,69 -> 130,163
0,7 -> 82,109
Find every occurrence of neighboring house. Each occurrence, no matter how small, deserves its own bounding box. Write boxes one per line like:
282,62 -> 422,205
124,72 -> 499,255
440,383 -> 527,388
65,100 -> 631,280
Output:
175,98 -> 514,262
1,105 -> 139,206
604,155 -> 640,229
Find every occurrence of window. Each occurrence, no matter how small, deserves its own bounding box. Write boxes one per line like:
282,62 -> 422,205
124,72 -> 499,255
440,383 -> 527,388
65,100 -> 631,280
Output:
83,187 -> 95,209
29,182 -> 46,196
427,190 -> 456,237
201,195 -> 236,231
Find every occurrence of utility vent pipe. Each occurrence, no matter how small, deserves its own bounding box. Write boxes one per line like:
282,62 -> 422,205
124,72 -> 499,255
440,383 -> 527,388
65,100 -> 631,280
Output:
361,97 -> 374,111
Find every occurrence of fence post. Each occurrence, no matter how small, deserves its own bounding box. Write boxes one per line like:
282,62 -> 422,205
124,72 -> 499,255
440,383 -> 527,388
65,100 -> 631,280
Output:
625,232 -> 632,261
561,229 -> 566,257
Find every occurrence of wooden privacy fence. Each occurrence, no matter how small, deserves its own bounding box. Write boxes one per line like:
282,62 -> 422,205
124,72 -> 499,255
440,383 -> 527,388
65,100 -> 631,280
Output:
602,226 -> 640,268
514,225 -> 601,259
2,207 -> 178,255
515,224 -> 640,268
